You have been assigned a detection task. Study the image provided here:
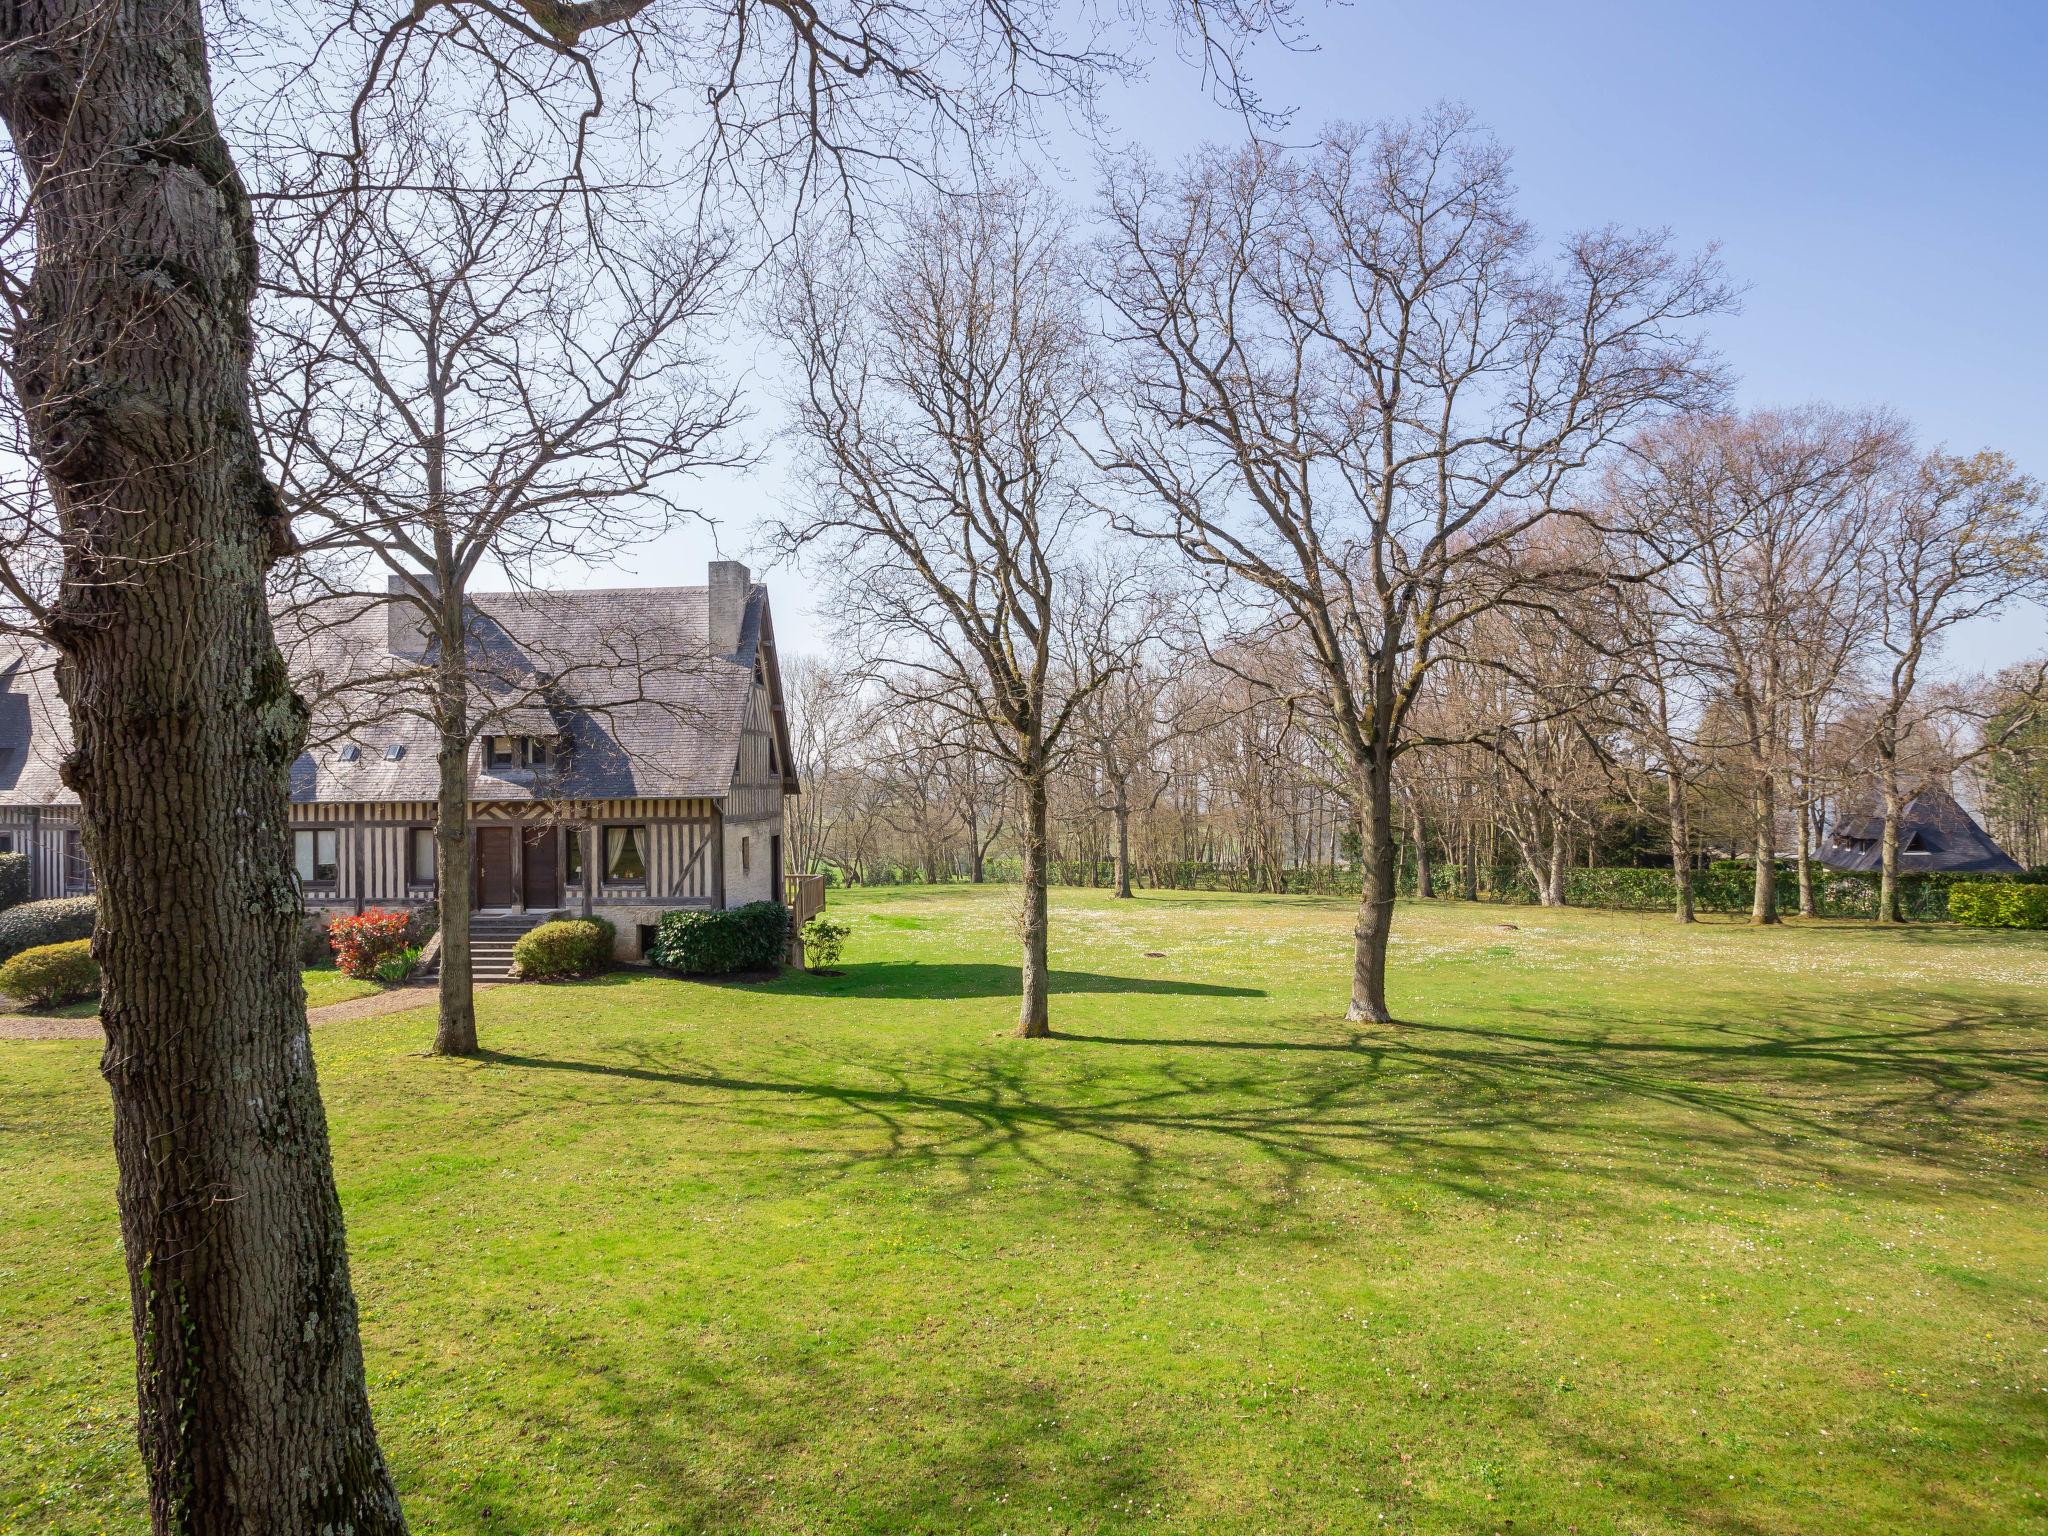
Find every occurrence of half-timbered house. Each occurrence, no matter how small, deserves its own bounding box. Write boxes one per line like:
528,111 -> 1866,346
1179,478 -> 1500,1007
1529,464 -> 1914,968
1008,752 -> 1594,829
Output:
0,560 -> 797,963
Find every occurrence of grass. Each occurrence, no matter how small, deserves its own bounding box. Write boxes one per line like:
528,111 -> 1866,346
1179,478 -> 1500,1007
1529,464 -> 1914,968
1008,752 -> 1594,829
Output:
2,886 -> 2044,1534
1,966 -> 383,1019
302,964 -> 386,1010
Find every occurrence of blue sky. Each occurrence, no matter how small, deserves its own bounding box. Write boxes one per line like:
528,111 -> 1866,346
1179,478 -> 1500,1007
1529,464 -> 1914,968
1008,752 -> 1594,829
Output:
604,0 -> 2047,669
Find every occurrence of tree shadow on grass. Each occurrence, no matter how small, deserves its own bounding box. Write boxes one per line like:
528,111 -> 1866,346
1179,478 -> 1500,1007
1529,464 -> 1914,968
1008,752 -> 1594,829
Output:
417,1328 -> 1166,1536
474,979 -> 2045,1234
817,961 -> 1263,999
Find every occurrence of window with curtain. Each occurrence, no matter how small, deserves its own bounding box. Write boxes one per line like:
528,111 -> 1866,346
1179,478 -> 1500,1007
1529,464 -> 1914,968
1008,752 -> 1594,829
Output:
293,828 -> 339,885
604,825 -> 646,884
408,827 -> 436,885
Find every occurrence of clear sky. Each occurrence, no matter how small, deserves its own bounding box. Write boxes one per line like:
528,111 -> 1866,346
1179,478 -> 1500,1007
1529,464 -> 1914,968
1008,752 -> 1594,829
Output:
587,0 -> 2048,670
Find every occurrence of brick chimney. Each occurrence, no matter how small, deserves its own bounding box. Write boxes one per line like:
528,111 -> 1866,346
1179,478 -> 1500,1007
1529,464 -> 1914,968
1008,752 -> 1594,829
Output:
707,560 -> 749,658
386,571 -> 438,658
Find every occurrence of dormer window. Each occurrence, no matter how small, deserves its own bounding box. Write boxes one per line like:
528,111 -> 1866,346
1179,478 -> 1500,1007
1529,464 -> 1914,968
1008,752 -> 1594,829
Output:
483,734 -> 560,772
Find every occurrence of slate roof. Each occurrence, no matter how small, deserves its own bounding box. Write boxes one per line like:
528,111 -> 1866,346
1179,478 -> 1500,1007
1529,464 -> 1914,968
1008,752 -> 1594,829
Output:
0,581 -> 793,808
1817,787 -> 2024,876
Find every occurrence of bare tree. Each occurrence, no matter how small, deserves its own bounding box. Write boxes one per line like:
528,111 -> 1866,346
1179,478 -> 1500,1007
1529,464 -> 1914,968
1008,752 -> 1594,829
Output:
1072,658 -> 1192,897
1097,111 -> 1727,1020
1604,555 -> 1716,921
1858,449 -> 2047,919
783,651 -> 865,876
1619,407 -> 1905,924
768,185 -> 1131,1036
257,122 -> 739,1055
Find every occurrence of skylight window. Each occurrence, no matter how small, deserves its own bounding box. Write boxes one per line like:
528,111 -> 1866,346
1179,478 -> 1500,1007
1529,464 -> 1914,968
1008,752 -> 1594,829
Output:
337,744 -> 361,763
385,744 -> 405,761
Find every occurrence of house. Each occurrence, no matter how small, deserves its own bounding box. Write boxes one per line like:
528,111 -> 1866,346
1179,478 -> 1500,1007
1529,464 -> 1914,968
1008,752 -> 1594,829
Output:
1817,787 -> 2024,877
0,560 -> 799,963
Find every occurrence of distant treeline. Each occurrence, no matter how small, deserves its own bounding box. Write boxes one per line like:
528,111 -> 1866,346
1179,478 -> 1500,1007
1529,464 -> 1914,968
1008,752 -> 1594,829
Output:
827,858 -> 2048,922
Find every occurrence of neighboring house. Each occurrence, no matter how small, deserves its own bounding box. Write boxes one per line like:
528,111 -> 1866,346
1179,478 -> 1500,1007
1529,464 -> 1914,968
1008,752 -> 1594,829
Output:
0,560 -> 798,962
1818,786 -> 2024,877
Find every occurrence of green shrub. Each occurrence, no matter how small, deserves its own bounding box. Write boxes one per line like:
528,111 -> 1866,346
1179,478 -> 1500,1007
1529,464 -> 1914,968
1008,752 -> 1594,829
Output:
0,896 -> 95,965
513,918 -> 616,980
1948,881 -> 2048,928
0,938 -> 99,1007
799,914 -> 850,969
0,851 -> 28,914
373,945 -> 424,984
649,901 -> 787,975
298,914 -> 334,968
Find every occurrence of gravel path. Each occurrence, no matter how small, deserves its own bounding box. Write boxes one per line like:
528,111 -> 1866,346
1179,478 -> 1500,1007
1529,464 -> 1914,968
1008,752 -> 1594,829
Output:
0,981 -> 499,1041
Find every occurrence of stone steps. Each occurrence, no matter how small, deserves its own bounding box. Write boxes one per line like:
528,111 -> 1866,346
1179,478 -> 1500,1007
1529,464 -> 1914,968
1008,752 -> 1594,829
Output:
419,912 -> 554,981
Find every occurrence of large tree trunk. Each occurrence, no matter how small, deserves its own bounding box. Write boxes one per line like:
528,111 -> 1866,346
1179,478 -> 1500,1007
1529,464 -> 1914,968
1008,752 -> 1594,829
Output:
432,634 -> 477,1054
1878,769 -> 1904,924
1665,770 -> 1696,923
1348,755 -> 1397,1024
1542,828 -> 1567,907
1751,772 -> 1780,925
1015,763 -> 1052,1036
1795,791 -> 1817,919
0,3 -> 407,1528
1112,785 -> 1134,898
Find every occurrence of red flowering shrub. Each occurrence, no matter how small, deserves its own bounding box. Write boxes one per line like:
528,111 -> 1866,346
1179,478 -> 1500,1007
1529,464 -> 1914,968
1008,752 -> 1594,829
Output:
327,908 -> 415,980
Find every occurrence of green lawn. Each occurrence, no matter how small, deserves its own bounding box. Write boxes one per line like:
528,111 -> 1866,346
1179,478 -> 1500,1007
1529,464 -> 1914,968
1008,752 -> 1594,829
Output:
302,964 -> 386,1010
3,888 -> 2044,1534
1,966 -> 379,1020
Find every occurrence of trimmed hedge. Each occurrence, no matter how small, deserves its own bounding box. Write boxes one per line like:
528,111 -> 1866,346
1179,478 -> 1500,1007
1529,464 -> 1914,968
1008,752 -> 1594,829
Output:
0,851 -> 28,914
1487,864 -> 1970,920
513,918 -> 616,980
649,901 -> 787,975
0,938 -> 99,1007
1948,882 -> 2048,928
0,896 -> 96,965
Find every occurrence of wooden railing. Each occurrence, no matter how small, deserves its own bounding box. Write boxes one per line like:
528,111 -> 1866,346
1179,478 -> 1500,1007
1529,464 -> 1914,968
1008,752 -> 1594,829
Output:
784,872 -> 826,964
784,872 -> 826,926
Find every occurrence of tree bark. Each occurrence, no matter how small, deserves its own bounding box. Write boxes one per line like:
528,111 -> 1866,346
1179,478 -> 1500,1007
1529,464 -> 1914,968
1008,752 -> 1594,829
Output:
1751,773 -> 1780,924
1015,763 -> 1052,1036
1348,758 -> 1396,1024
1543,830 -> 1567,908
432,626 -> 477,1054
1665,771 -> 1696,923
1795,792 -> 1817,919
1410,800 -> 1433,900
0,2 -> 407,1528
1878,769 -> 1904,924
1462,822 -> 1479,902
1112,785 -> 1134,898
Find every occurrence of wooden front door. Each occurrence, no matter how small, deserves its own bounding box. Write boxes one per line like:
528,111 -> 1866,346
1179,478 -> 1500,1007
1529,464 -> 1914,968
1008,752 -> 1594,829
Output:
475,826 -> 517,909
520,827 -> 559,910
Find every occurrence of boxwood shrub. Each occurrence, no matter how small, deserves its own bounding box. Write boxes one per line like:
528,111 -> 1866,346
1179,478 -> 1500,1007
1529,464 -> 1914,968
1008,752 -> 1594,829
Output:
513,917 -> 617,980
0,938 -> 99,1007
0,896 -> 96,965
1947,881 -> 2048,928
649,901 -> 787,975
0,851 -> 28,914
